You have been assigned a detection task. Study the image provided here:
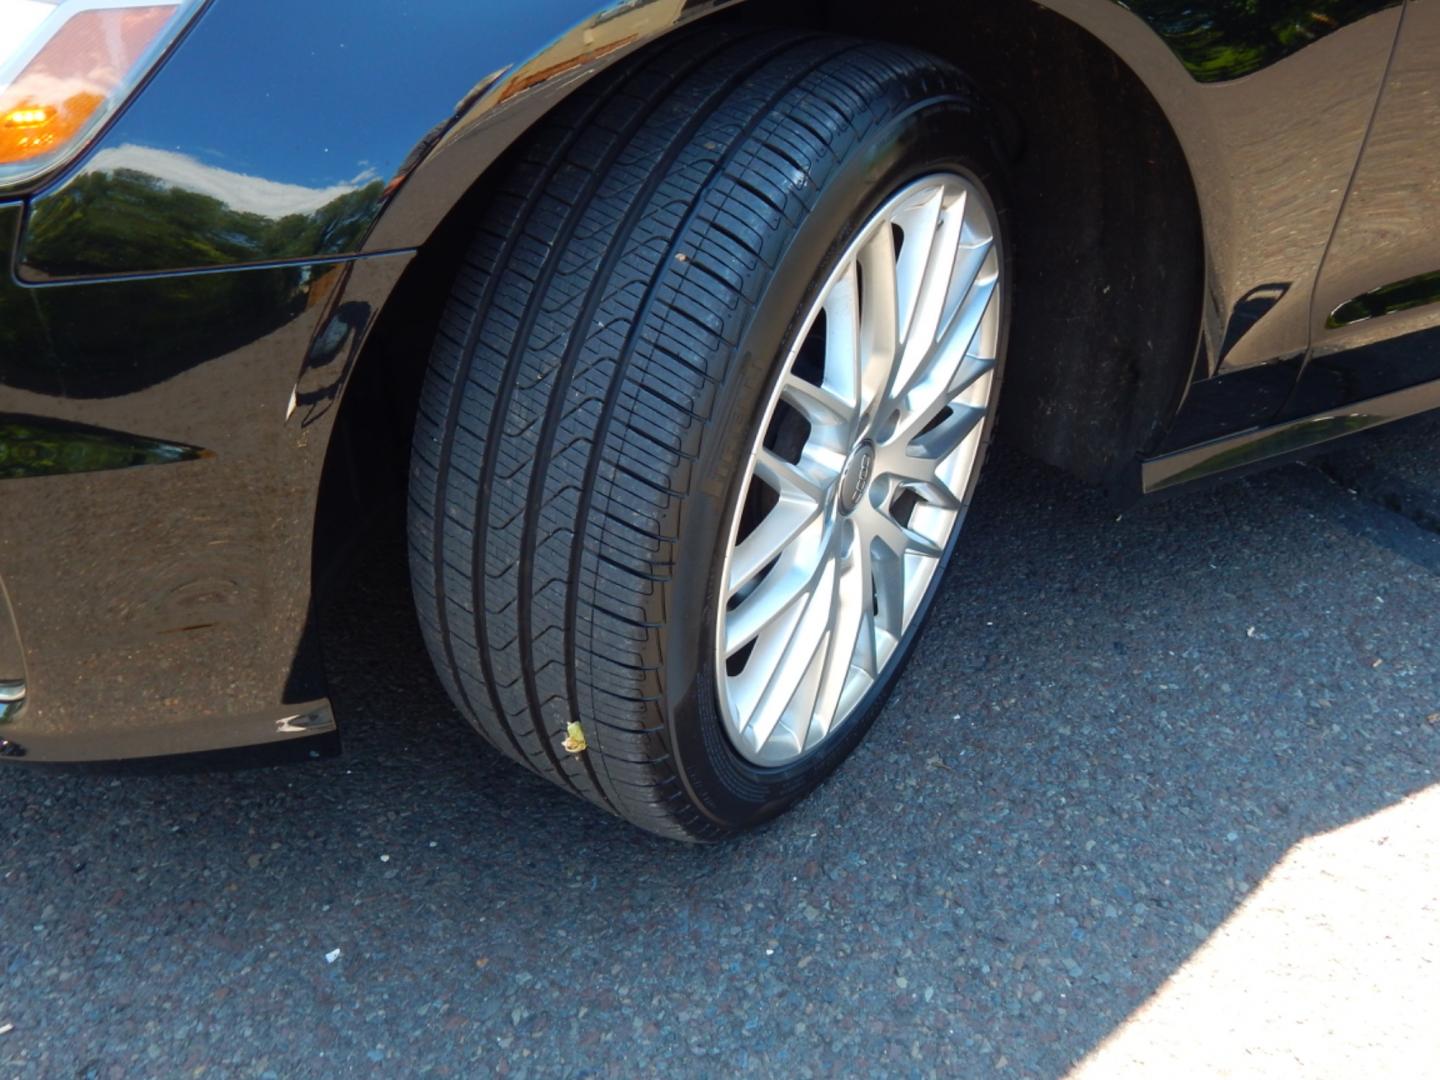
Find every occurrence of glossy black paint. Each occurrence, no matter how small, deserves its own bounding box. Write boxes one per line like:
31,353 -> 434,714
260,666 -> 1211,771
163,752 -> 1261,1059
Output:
1281,0 -> 1440,419
0,195 -> 411,758
2,0 -> 1440,761
19,0 -> 737,279
19,0 -> 490,275
1034,0 -> 1401,395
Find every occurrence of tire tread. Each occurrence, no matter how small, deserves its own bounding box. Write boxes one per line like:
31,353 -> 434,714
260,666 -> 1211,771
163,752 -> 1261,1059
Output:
409,29 -> 979,839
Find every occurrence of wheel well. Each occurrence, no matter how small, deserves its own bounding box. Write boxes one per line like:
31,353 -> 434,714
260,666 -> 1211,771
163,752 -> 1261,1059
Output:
310,167 -> 500,595
315,0 -> 1204,587
798,0 -> 1206,489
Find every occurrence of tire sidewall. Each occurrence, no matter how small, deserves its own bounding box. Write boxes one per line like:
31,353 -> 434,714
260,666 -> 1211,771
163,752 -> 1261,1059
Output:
661,93 -> 1014,833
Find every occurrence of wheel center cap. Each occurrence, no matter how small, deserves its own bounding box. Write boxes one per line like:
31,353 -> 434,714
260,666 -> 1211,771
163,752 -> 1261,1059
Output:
839,441 -> 876,515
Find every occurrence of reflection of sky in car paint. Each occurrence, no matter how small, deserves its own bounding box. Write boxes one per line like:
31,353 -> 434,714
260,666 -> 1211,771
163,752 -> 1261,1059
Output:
88,143 -> 376,216
96,0 -> 602,192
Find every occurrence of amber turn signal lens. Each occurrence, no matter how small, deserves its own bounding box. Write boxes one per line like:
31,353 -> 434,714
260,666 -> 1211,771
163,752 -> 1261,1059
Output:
3,105 -> 53,127
0,3 -> 181,169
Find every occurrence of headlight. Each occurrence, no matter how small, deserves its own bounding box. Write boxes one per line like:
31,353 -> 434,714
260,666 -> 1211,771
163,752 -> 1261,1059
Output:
0,0 -> 202,191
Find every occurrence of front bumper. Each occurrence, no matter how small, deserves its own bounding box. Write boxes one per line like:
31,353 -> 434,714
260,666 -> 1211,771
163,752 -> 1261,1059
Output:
0,202 -> 411,760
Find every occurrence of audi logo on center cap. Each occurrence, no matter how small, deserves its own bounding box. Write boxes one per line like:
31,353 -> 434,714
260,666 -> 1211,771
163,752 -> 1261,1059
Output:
841,442 -> 876,513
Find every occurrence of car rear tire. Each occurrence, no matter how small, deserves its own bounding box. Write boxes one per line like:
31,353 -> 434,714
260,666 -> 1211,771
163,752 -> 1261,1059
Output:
408,28 -> 1010,840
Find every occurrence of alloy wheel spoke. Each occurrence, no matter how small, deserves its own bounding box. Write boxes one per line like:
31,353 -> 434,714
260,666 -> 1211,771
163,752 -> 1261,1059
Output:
897,474 -> 963,512
898,194 -> 967,383
904,277 -> 998,420
724,541 -> 831,657
852,526 -> 880,679
781,373 -> 855,431
891,404 -> 986,481
893,187 -> 945,347
869,538 -> 907,640
854,609 -> 880,680
858,223 -> 900,414
886,254 -> 997,427
884,411 -> 979,511
754,446 -> 829,505
927,272 -> 998,398
717,173 -> 1003,766
861,503 -> 943,562
807,523 -> 868,747
885,371 -> 990,465
821,263 -> 864,425
783,625 -> 833,754
727,492 -> 824,595
739,555 -> 837,751
935,237 -> 995,353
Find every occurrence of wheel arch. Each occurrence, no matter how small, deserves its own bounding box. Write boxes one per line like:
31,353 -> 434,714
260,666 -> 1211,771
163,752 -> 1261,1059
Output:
316,0 -> 1207,588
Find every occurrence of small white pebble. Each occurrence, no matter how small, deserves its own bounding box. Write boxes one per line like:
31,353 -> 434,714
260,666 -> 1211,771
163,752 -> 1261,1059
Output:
380,854 -> 391,863
428,842 -> 438,848
325,949 -> 341,964
0,1023 -> 13,1035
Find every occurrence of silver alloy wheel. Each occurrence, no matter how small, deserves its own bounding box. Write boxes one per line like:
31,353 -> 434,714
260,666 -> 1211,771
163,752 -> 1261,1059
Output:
715,173 -> 1003,767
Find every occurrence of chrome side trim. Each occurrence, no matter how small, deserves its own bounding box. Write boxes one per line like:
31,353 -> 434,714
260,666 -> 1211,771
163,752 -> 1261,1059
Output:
0,576 -> 24,725
1141,377 -> 1440,494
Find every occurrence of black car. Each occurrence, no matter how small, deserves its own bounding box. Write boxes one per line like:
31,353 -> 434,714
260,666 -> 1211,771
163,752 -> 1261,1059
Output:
2,0 -> 1435,839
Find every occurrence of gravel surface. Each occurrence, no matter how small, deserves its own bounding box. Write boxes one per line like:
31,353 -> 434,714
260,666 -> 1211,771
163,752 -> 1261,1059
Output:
2,419 -> 1438,1078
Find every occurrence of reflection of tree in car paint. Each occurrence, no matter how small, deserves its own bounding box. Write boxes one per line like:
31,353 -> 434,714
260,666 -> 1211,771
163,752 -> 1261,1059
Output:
23,158 -> 387,274
0,415 -> 207,480
0,171 -> 392,400
1328,270 -> 1440,328
1127,0 -> 1399,81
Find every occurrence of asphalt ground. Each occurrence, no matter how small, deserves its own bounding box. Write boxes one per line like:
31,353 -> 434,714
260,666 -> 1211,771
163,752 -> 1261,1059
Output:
2,417 -> 1438,1078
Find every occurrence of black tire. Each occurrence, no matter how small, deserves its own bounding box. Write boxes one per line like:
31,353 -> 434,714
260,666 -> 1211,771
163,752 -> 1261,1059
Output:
408,28 -> 1010,840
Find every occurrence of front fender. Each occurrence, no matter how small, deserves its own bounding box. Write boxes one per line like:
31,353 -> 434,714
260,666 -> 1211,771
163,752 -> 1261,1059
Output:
17,0 -> 736,281
1027,0 -> 1400,376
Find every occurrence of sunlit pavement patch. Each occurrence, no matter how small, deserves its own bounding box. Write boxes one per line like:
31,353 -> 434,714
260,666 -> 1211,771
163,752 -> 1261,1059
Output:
1071,784 -> 1440,1079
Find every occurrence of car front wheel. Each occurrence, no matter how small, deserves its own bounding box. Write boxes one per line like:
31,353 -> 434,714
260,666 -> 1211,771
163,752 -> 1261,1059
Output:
408,28 -> 1010,840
